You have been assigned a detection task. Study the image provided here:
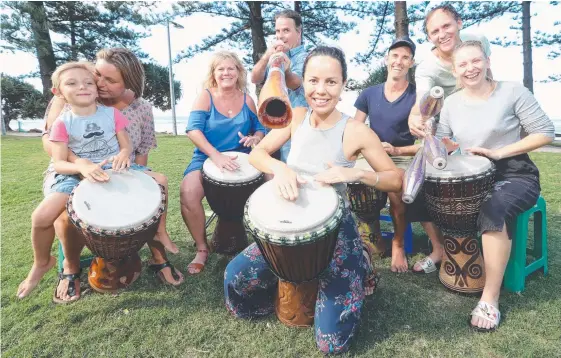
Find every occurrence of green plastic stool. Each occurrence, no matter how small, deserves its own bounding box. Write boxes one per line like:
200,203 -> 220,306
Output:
57,241 -> 94,273
504,196 -> 548,292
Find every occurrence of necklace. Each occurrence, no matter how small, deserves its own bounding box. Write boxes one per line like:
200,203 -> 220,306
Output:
227,109 -> 233,116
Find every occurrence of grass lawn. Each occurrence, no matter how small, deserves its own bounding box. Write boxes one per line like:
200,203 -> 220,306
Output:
2,135 -> 560,357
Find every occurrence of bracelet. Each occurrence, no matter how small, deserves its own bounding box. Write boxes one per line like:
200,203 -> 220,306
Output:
373,172 -> 380,187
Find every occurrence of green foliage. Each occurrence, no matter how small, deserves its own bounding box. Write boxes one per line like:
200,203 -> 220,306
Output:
354,1 -> 521,65
143,62 -> 182,111
1,75 -> 47,129
172,1 -> 374,65
1,1 -> 156,62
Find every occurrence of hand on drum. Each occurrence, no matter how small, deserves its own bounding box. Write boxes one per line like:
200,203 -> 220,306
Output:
465,146 -> 502,160
109,152 -> 131,172
211,153 -> 240,172
314,162 -> 363,184
442,137 -> 460,153
238,132 -> 261,148
79,159 -> 110,182
272,164 -> 307,201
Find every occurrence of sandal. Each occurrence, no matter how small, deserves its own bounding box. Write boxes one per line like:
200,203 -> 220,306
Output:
412,256 -> 439,274
187,249 -> 209,275
149,261 -> 183,286
469,301 -> 501,332
362,241 -> 380,296
53,270 -> 81,304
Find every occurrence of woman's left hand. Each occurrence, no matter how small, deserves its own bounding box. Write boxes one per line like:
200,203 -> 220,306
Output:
314,162 -> 362,184
466,146 -> 503,160
238,132 -> 261,148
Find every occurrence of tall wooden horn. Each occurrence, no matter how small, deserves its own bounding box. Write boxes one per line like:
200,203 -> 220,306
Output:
257,55 -> 293,129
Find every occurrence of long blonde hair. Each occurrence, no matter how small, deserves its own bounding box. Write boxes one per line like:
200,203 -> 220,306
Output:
96,48 -> 145,98
203,51 -> 247,92
452,40 -> 493,89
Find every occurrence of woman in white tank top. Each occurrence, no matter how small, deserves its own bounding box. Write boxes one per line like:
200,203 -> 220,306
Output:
224,46 -> 402,355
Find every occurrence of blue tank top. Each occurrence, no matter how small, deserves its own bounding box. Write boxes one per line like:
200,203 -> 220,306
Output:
186,90 -> 266,158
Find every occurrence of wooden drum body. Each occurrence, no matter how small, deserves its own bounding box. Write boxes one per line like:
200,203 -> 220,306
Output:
67,170 -> 165,293
202,152 -> 264,255
424,155 -> 495,293
244,180 -> 343,327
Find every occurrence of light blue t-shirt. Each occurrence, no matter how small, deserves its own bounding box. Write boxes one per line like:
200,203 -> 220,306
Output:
50,105 -> 127,164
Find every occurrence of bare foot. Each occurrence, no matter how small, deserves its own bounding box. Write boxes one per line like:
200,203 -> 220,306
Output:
188,248 -> 209,275
155,231 -> 179,254
390,244 -> 408,273
149,260 -> 184,286
17,255 -> 56,299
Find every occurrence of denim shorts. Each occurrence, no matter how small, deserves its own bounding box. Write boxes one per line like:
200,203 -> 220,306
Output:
46,163 -> 147,195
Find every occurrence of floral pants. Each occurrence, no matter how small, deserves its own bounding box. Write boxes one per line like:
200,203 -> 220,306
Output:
224,212 -> 371,355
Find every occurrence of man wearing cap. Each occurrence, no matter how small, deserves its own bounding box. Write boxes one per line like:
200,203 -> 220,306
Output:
354,37 -> 441,274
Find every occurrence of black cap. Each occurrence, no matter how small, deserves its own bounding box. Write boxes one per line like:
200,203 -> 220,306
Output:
388,37 -> 416,57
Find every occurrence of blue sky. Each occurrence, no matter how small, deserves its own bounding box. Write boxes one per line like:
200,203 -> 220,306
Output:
1,1 -> 560,120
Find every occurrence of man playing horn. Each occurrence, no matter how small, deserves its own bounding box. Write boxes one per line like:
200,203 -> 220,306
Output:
251,9 -> 309,162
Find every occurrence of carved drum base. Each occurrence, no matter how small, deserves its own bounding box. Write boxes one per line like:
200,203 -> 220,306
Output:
275,280 -> 318,327
439,236 -> 486,294
88,253 -> 142,294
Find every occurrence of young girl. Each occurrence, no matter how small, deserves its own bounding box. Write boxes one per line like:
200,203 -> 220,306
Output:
437,41 -> 554,331
16,61 -> 174,300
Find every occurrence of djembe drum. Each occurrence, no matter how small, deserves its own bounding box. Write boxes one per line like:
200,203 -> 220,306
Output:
244,180 -> 343,327
202,152 -> 264,255
424,155 -> 495,293
67,170 -> 165,293
346,158 -> 388,248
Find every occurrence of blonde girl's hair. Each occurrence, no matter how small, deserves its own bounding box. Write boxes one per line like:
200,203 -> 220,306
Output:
51,61 -> 95,89
203,51 -> 248,92
96,48 -> 145,98
452,40 -> 493,89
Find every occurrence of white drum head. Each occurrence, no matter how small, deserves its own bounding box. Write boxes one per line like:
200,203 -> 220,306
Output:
426,155 -> 492,178
202,151 -> 261,183
247,180 -> 339,239
71,170 -> 161,230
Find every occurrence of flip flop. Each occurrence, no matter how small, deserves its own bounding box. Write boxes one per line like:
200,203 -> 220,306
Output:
412,256 -> 439,274
187,249 -> 209,275
149,261 -> 183,286
52,270 -> 81,304
469,301 -> 501,333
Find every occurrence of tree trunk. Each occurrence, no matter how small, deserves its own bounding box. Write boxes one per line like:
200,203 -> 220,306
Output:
294,2 -> 303,39
27,1 -> 56,98
522,1 -> 533,93
246,1 -> 267,66
394,2 -> 413,81
246,1 -> 267,95
70,2 -> 77,61
394,1 -> 409,38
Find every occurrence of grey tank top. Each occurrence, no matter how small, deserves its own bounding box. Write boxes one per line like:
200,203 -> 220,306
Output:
286,109 -> 355,198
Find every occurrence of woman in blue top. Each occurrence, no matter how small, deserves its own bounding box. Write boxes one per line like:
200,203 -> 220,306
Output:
181,51 -> 266,275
